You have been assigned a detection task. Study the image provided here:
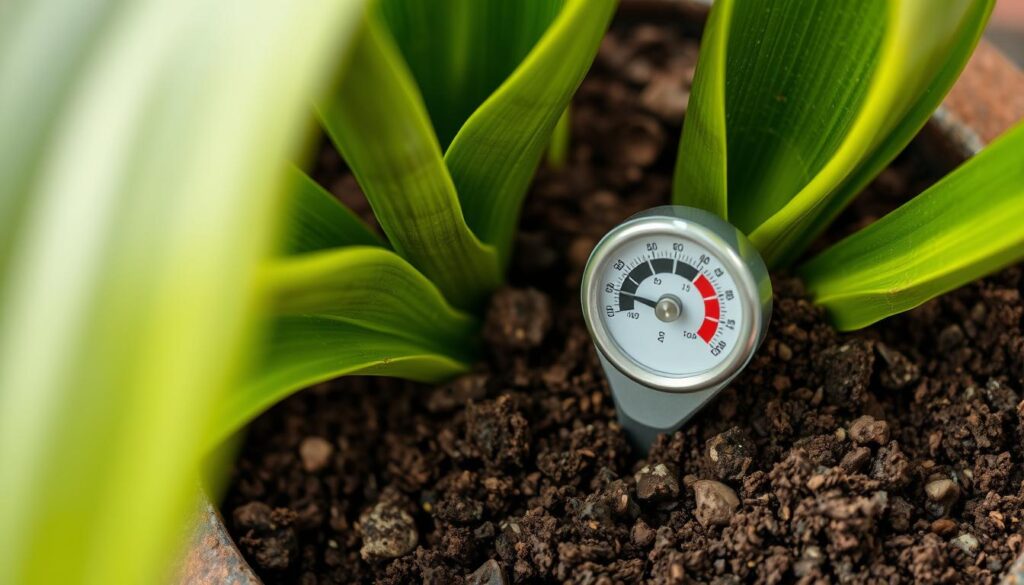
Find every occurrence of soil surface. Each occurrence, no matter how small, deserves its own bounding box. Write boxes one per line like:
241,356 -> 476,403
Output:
224,17 -> 1024,585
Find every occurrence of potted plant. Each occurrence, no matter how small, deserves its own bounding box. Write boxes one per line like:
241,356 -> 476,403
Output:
201,1 -> 1023,583
2,0 -> 1022,583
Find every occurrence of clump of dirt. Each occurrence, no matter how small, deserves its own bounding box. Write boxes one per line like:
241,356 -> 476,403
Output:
225,15 -> 1024,585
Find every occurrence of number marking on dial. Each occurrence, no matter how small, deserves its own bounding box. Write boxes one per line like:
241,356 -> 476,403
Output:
614,254 -> 727,345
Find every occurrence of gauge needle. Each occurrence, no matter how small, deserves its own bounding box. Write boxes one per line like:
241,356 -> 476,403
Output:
623,293 -> 657,309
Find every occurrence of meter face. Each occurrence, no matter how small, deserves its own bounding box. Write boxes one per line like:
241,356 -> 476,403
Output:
594,231 -> 745,378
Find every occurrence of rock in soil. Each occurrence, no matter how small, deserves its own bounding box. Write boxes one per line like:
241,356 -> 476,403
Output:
225,16 -> 1024,585
691,479 -> 739,527
952,532 -> 981,555
466,559 -> 508,585
298,436 -> 333,473
634,463 -> 680,501
705,426 -> 755,480
924,476 -> 961,518
848,414 -> 891,446
358,502 -> 418,562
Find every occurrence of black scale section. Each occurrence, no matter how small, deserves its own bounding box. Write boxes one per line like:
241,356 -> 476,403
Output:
618,259 -> 700,311
618,294 -> 634,311
675,262 -> 698,281
627,262 -> 653,283
651,258 -> 674,274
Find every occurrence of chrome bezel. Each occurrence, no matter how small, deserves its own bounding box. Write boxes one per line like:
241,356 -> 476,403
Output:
581,212 -> 766,393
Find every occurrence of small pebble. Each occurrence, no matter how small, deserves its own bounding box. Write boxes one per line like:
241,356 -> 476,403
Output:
930,518 -> 957,536
806,474 -> 826,491
631,519 -> 655,547
951,533 -> 980,555
635,463 -> 680,501
692,480 -> 739,527
358,502 -> 418,561
870,442 -> 911,489
924,477 -> 960,518
706,427 -> 755,480
839,446 -> 872,472
849,415 -> 890,446
466,559 -> 508,585
298,437 -> 334,473
776,342 -> 793,361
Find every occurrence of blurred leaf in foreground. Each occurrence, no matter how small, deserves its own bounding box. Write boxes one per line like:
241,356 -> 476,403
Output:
0,1 -> 364,583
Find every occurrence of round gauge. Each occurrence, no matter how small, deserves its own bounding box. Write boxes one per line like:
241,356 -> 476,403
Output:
581,206 -> 771,393
599,235 -> 743,375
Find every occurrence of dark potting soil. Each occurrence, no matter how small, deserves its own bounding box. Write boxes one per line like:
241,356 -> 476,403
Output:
224,19 -> 1024,585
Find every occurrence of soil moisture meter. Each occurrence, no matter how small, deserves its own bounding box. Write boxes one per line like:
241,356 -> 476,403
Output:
581,206 -> 772,451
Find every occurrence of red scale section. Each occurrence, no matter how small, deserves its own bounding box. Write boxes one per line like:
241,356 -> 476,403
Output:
704,298 -> 720,320
693,274 -> 719,343
693,274 -> 715,298
697,319 -> 717,343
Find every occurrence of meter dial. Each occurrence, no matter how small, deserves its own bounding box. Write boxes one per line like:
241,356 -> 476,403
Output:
598,236 -> 743,376
581,206 -> 770,394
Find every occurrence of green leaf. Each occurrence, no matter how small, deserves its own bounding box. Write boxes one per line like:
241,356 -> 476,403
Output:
213,318 -> 468,446
378,0 -> 565,149
319,12 -> 502,309
213,246 -> 476,443
446,0 -> 617,266
749,0 -> 994,266
671,0 -> 733,220
761,0 -> 994,265
282,166 -> 384,255
0,1 -> 118,277
674,0 -> 885,228
0,1 -> 364,583
672,0 -> 993,267
267,246 -> 477,354
799,120 -> 1024,331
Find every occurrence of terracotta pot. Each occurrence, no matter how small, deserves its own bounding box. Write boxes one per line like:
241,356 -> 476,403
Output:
176,2 -> 1024,583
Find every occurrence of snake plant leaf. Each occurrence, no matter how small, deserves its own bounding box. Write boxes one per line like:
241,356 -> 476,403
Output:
752,0 -> 994,266
749,0 -> 995,266
0,0 -> 119,277
266,246 -> 477,354
671,0 -> 732,220
800,120 -> 1024,331
214,246 -> 476,443
378,0 -> 565,149
213,318 -> 469,446
319,12 -> 501,310
673,0 -> 993,268
0,1 -> 363,583
446,0 -> 616,266
674,0 -> 885,230
283,166 -> 384,255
